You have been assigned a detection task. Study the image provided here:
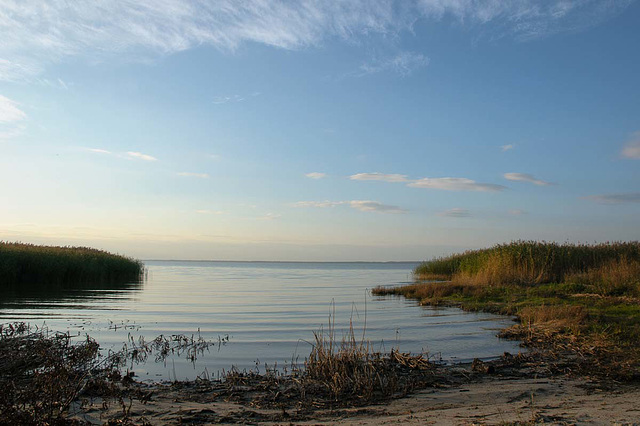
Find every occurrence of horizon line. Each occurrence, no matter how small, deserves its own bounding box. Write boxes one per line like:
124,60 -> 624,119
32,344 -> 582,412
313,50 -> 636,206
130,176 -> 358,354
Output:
141,259 -> 424,263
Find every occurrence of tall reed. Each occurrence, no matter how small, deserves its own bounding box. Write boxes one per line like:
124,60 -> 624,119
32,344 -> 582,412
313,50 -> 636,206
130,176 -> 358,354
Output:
415,241 -> 640,286
0,242 -> 144,285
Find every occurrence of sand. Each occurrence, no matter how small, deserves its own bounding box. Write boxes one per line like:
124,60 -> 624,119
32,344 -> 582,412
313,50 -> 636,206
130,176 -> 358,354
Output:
72,368 -> 640,425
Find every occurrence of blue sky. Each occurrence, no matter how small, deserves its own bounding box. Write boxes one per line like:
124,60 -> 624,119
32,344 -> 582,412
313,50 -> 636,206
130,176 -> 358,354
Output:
1,1 -> 639,261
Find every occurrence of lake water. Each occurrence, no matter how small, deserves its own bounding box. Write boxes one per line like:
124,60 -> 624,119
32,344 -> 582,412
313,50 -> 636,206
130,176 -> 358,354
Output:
0,261 -> 522,381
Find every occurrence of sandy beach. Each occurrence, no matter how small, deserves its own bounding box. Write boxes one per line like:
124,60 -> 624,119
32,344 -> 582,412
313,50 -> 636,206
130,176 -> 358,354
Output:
74,360 -> 640,425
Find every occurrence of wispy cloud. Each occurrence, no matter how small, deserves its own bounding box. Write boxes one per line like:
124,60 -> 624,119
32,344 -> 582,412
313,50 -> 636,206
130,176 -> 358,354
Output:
0,59 -> 42,82
294,201 -> 343,208
351,172 -> 505,192
408,177 -> 506,192
504,172 -> 553,186
0,95 -> 26,140
508,209 -> 528,216
212,94 -> 249,104
305,172 -> 327,179
0,124 -> 25,140
350,172 -> 409,183
439,208 -> 471,218
349,200 -> 406,213
84,147 -> 111,154
177,172 -> 210,178
0,1 -> 630,81
621,131 -> 640,159
584,193 -> 640,204
195,209 -> 225,215
294,200 -> 406,214
126,151 -> 158,162
359,51 -> 429,76
501,144 -> 515,152
0,95 -> 26,123
260,213 -> 282,220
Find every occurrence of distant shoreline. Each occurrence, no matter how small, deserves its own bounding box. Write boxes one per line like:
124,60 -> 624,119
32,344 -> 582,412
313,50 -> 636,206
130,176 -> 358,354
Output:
142,259 -> 423,263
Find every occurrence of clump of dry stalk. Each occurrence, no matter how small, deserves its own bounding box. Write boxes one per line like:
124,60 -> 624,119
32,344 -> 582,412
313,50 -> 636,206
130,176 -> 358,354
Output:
221,314 -> 438,409
303,320 -> 433,402
0,322 -> 219,424
0,322 -> 119,424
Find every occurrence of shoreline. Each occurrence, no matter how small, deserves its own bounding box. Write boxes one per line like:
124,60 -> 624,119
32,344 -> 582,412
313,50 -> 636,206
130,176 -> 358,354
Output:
75,353 -> 640,425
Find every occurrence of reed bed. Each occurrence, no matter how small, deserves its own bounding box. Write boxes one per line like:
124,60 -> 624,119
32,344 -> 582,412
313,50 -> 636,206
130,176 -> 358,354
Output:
374,241 -> 640,380
0,241 -> 144,285
414,240 -> 640,286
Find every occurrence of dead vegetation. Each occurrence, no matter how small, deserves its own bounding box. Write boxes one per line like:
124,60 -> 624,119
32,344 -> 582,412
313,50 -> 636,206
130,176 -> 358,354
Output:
0,323 -> 221,425
0,320 -> 443,424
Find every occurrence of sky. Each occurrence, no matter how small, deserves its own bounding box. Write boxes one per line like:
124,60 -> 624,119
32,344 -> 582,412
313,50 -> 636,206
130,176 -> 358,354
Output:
1,0 -> 639,261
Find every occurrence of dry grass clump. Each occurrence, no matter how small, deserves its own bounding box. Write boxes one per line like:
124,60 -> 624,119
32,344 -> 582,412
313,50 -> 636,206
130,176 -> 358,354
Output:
564,258 -> 640,297
221,319 -> 437,409
0,241 -> 144,286
303,324 -> 434,402
518,305 -> 588,330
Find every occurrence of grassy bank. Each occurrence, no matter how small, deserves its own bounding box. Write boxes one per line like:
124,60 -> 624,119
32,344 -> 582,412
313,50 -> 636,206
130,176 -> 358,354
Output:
373,241 -> 640,379
0,242 -> 144,285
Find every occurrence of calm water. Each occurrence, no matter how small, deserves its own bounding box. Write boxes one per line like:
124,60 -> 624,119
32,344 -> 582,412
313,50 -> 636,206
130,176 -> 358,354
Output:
0,261 -> 522,381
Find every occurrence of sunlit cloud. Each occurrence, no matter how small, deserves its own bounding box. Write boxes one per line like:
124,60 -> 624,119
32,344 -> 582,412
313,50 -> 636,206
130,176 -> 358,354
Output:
621,131 -> 640,159
584,193 -> 640,204
501,144 -> 515,151
408,177 -> 505,192
504,172 -> 553,186
359,51 -> 429,76
294,200 -> 406,213
0,1 -> 630,81
508,209 -> 528,216
439,208 -> 470,218
305,172 -> 327,179
350,172 -> 409,183
177,172 -> 210,178
125,151 -> 158,162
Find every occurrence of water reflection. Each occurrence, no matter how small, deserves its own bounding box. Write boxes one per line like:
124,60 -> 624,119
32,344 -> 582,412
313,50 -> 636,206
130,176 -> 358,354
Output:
0,280 -> 144,310
0,262 -> 522,381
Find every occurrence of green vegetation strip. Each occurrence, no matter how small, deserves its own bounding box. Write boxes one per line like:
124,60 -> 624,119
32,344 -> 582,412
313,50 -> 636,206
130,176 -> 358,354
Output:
0,242 -> 144,285
373,241 -> 640,380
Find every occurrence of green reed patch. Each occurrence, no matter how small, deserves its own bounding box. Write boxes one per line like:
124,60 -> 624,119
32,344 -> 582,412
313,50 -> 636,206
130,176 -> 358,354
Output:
0,241 -> 144,285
